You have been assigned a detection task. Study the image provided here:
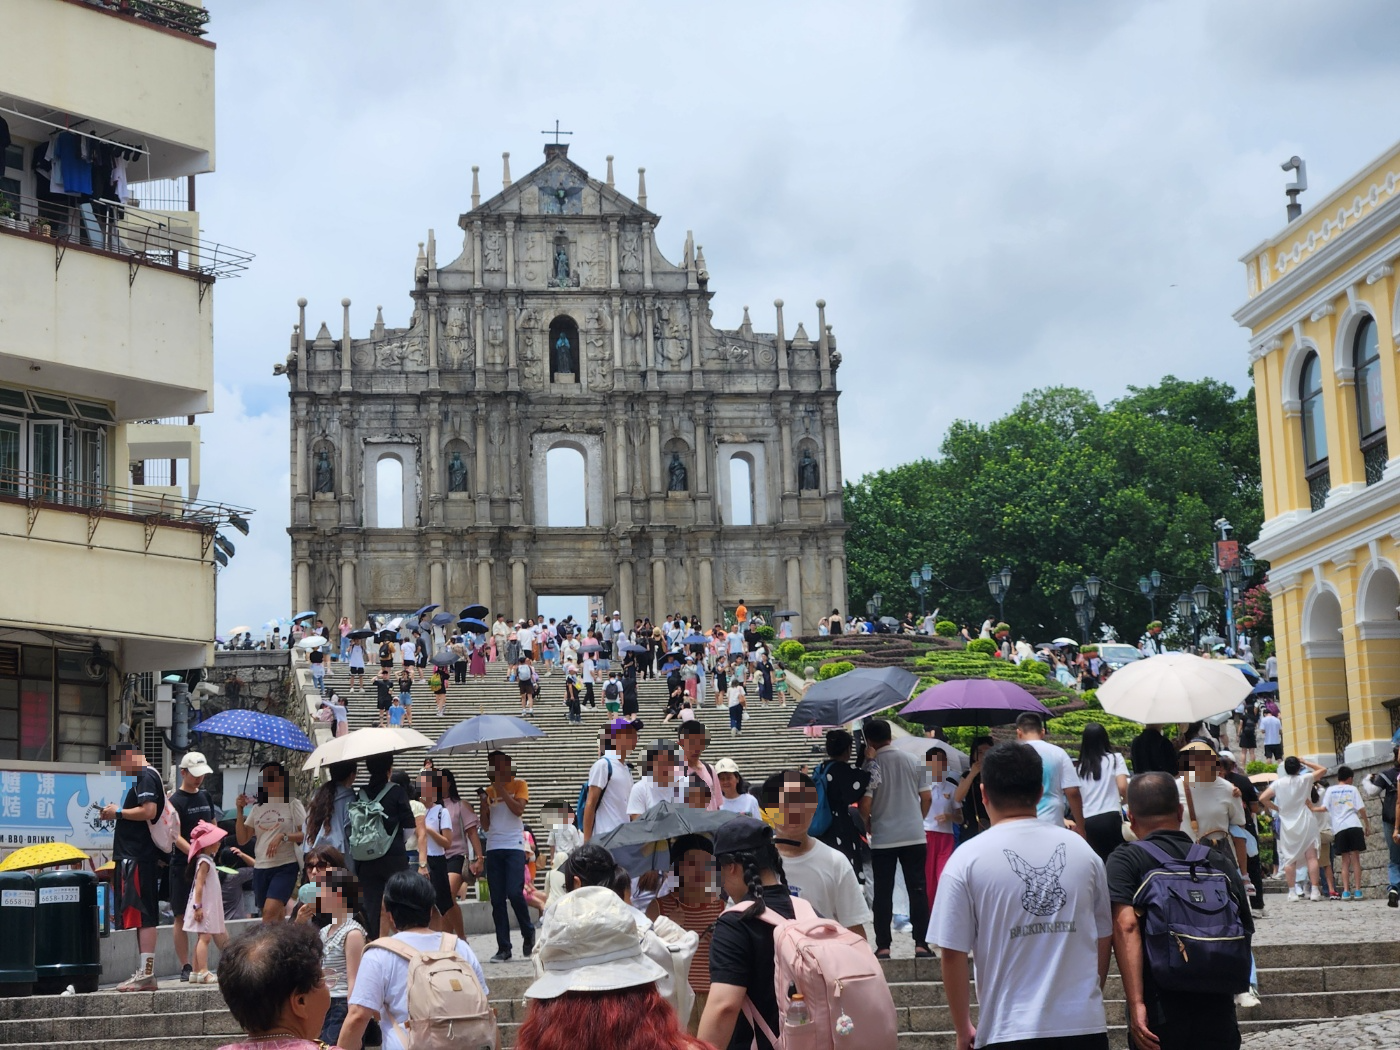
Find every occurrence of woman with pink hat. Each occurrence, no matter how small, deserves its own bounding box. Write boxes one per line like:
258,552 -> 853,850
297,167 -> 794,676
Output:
185,819 -> 229,984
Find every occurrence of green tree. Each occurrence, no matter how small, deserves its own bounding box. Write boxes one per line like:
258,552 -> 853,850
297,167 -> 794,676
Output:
844,377 -> 1263,643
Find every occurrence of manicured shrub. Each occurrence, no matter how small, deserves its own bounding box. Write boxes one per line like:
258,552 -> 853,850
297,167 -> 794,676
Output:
934,620 -> 959,637
773,640 -> 806,667
817,660 -> 855,680
966,638 -> 998,656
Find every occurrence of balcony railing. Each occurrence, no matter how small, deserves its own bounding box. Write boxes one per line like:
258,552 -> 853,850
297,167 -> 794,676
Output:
0,192 -> 251,280
0,467 -> 250,536
74,0 -> 210,38
1364,436 -> 1389,486
1307,468 -> 1331,511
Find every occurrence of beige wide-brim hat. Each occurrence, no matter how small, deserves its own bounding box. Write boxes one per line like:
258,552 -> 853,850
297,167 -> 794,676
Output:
524,887 -> 668,1000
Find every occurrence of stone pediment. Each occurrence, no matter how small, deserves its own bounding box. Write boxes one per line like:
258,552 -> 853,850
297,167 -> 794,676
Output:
459,149 -> 658,228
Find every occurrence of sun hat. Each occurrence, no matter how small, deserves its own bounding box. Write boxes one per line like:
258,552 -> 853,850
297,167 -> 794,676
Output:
179,751 -> 213,777
187,820 -> 227,856
714,757 -> 741,774
1179,740 -> 1219,756
525,886 -> 668,999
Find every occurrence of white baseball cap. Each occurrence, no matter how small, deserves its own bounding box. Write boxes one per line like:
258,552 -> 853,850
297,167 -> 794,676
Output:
179,751 -> 213,777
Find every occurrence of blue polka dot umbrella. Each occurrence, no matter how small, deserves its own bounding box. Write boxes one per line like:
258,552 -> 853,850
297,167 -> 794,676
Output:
192,709 -> 315,752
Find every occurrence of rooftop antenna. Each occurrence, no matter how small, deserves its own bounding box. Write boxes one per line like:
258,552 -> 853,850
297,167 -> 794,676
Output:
1282,156 -> 1307,222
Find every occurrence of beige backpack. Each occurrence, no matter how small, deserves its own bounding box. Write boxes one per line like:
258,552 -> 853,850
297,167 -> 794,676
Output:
368,933 -> 497,1050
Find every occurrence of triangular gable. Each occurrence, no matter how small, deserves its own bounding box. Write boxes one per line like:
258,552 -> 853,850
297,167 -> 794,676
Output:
460,151 -> 658,226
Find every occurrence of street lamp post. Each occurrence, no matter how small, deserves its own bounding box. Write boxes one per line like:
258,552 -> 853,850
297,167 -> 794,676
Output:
987,566 -> 1011,624
865,592 -> 883,624
909,563 -> 933,618
1138,568 -> 1162,621
1070,575 -> 1100,643
1177,583 -> 1213,650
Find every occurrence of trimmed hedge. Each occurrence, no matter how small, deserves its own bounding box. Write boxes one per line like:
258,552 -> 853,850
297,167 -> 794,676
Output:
773,641 -> 806,666
934,620 -> 959,637
966,638 -> 998,656
817,660 -> 855,680
752,626 -> 776,642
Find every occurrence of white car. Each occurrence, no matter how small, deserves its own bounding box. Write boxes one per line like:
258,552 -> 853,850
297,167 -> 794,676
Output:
1097,643 -> 1144,670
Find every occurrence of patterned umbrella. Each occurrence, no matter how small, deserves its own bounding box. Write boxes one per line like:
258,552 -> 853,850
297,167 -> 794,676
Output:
192,709 -> 315,752
0,842 -> 89,872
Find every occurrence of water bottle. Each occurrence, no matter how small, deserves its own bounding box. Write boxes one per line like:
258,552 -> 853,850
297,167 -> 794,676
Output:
785,990 -> 812,1028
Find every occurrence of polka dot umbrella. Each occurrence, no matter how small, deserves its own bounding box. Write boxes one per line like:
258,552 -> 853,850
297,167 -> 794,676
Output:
192,710 -> 315,753
0,841 -> 89,872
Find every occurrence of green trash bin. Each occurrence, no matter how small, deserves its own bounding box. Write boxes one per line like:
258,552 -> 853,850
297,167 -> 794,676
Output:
34,870 -> 100,994
0,871 -> 37,996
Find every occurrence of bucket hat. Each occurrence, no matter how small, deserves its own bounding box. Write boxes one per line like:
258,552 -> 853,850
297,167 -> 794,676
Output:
524,886 -> 668,999
188,820 -> 227,856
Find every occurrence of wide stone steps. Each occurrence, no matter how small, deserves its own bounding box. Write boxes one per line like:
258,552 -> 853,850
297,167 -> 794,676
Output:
0,945 -> 1395,1049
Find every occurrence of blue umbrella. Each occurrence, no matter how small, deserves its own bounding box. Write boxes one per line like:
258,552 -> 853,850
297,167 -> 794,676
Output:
430,714 -> 545,754
192,709 -> 315,752
682,634 -> 708,646
459,618 -> 489,633
1251,680 -> 1279,696
292,610 -> 317,622
414,604 -> 439,617
431,612 -> 456,626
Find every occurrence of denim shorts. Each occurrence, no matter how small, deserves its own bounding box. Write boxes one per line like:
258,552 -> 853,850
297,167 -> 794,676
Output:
252,862 -> 299,908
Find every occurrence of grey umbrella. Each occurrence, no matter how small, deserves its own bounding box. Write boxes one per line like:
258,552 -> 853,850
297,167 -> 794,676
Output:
595,802 -> 737,876
787,666 -> 920,728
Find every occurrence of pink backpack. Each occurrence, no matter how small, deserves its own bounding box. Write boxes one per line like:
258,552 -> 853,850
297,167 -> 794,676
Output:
728,896 -> 897,1050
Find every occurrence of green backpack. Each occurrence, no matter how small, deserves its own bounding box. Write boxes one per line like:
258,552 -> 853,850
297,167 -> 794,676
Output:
348,784 -> 396,862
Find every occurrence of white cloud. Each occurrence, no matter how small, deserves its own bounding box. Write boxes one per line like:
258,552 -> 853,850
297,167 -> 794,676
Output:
199,0 -> 1400,626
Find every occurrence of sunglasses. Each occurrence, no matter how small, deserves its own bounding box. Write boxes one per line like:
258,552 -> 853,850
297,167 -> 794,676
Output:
306,860 -> 329,872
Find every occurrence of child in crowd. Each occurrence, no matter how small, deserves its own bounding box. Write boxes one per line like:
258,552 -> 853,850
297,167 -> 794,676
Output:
184,820 -> 229,984
647,834 -> 726,1035
715,759 -> 761,818
388,695 -> 405,727
923,748 -> 962,906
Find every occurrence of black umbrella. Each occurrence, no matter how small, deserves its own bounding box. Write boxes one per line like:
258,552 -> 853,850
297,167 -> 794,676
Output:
347,628 -> 374,640
458,618 -> 489,634
414,604 -> 439,617
774,610 -> 799,618
595,802 -> 737,877
431,651 -> 458,667
460,604 -> 489,621
787,666 -> 919,728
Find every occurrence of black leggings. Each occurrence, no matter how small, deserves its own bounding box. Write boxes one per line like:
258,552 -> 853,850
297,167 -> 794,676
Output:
356,853 -> 409,937
1084,812 -> 1125,862
426,854 -> 454,914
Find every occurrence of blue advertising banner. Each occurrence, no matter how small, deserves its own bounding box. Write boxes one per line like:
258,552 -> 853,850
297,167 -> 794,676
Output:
0,769 -> 126,854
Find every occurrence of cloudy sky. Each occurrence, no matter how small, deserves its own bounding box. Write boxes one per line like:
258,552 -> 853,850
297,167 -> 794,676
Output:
200,0 -> 1400,632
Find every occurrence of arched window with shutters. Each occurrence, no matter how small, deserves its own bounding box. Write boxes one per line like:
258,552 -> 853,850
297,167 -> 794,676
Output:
1300,351 -> 1330,509
1354,316 -> 1388,485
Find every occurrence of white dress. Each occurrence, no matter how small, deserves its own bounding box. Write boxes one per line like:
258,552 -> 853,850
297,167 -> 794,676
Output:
1272,771 -> 1320,869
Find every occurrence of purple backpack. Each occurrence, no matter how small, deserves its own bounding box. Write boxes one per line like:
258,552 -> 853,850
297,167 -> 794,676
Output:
1129,839 -> 1251,994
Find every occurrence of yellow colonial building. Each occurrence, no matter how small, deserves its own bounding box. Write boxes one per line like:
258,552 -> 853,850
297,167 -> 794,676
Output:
0,0 -> 249,774
1238,145 -> 1400,767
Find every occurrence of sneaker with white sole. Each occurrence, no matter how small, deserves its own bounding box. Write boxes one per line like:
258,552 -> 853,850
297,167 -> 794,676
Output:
116,970 -> 157,992
1388,888 -> 1398,908
1309,888 -> 1322,902
1234,988 -> 1261,1009
1287,889 -> 1303,902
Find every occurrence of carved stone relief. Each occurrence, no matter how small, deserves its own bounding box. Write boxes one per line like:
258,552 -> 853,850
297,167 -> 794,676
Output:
516,306 -> 542,383
655,302 -> 690,369
620,231 -> 641,273
522,232 -> 547,284
443,305 -> 471,369
579,235 -> 608,288
484,230 -> 504,270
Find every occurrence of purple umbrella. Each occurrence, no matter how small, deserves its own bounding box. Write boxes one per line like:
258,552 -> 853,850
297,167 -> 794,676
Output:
899,679 -> 1051,728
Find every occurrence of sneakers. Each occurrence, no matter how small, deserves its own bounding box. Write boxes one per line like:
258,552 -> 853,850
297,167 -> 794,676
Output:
1354,889 -> 1364,900
189,971 -> 218,985
116,970 -> 158,992
1388,888 -> 1398,908
1309,888 -> 1322,902
488,950 -> 512,964
1287,889 -> 1303,903
179,964 -> 192,983
1234,988 -> 1261,1009
1337,891 -> 1350,901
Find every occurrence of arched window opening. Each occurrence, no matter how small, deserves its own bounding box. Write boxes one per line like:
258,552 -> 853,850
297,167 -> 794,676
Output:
545,446 -> 586,526
1300,352 -> 1330,509
1354,317 -> 1388,485
376,455 -> 404,528
729,455 -> 754,526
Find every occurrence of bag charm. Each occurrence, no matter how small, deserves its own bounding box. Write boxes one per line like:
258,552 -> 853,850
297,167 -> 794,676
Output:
835,1012 -> 854,1036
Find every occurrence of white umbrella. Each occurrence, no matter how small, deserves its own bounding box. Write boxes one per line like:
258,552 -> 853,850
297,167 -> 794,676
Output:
1051,637 -> 1078,647
891,734 -> 969,774
226,625 -> 251,636
1097,652 -> 1252,725
296,636 -> 329,650
387,616 -> 404,630
302,726 -> 433,771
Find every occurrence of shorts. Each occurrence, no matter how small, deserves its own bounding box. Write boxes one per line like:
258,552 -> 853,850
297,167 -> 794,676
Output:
377,693 -> 392,712
399,692 -> 413,707
1333,826 -> 1367,855
1239,731 -> 1256,748
1264,743 -> 1283,760
169,865 -> 193,915
444,854 -> 466,876
252,862 -> 300,908
113,857 -> 160,930
518,681 -> 535,696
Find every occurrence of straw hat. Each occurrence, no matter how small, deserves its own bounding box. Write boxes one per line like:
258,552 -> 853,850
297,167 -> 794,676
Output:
525,887 -> 668,999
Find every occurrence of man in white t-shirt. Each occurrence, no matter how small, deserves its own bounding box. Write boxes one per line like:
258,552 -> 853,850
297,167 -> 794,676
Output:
518,621 -> 536,659
628,742 -> 690,816
765,769 -> 871,935
1325,765 -> 1373,900
928,741 -> 1111,1050
859,718 -> 934,957
581,654 -> 598,708
340,871 -> 489,1050
1016,712 -> 1086,836
583,718 -> 638,841
1259,711 -> 1284,761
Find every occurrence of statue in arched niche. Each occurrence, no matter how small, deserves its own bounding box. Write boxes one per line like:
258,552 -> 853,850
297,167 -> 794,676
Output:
447,451 -> 468,493
314,449 -> 335,494
798,447 -> 820,491
668,453 -> 688,492
553,329 -> 576,375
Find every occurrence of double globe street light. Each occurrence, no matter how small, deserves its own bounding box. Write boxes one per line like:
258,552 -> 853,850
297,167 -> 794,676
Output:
1175,583 -> 1213,650
986,566 -> 1012,624
909,563 -> 933,617
1138,569 -> 1163,621
1070,575 -> 1103,643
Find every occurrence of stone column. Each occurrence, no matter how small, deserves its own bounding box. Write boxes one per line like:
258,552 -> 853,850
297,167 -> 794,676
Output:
779,407 -> 795,495
618,558 -> 634,625
611,295 -> 623,373
427,292 -> 439,377
821,406 -> 839,495
652,558 -> 667,621
647,403 -> 662,494
609,220 -> 620,290
430,560 -> 445,610
612,413 -> 629,497
774,299 -> 789,391
816,300 -> 833,390
472,221 -> 484,289
472,294 -> 486,390
340,556 -> 358,623
643,297 -> 656,375
829,555 -> 847,621
641,222 -> 654,290
700,558 -> 716,627
296,298 -> 308,391
293,415 -> 307,498
786,556 -> 802,621
694,402 -> 712,525
505,219 -> 516,290
511,558 -> 527,622
689,294 -> 703,391
507,400 -> 523,524
474,399 -> 489,508
295,559 -> 311,617
339,298 -> 353,393
338,403 -> 357,528
477,558 -> 493,609
427,414 -> 443,526
506,296 -> 518,373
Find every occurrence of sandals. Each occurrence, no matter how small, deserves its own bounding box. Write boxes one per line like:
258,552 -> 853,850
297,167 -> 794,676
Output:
873,948 -> 891,960
914,947 -> 937,959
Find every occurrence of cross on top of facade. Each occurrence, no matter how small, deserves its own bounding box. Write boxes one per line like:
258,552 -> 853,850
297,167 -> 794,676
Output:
540,120 -> 573,145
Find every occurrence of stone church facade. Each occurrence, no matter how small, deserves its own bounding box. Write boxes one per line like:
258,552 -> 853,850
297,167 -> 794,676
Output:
282,143 -> 848,627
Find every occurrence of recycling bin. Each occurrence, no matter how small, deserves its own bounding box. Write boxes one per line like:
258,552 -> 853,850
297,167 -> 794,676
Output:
34,870 -> 99,994
0,871 -> 36,996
